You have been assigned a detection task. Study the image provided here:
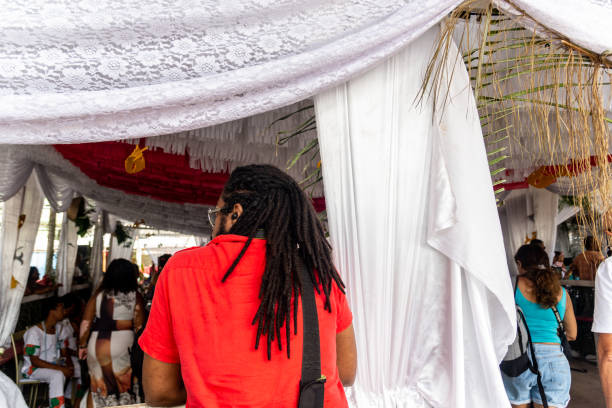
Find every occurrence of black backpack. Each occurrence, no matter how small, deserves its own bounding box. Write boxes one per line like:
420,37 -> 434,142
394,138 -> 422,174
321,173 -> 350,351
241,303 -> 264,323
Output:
500,277 -> 548,408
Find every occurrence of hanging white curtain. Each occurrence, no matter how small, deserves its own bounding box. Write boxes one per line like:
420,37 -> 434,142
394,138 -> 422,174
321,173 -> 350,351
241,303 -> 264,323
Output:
0,174 -> 44,349
108,229 -> 137,264
57,214 -> 79,296
89,211 -> 105,288
0,0 -> 463,144
494,0 -> 612,57
315,26 -> 514,407
556,206 -> 580,226
502,190 -> 533,275
530,187 -> 559,261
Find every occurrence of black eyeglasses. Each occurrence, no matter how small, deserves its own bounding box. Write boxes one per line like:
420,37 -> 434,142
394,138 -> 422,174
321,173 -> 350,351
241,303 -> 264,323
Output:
208,207 -> 221,227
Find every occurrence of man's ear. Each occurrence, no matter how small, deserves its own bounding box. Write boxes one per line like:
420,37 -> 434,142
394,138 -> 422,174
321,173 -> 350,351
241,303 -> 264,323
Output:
230,203 -> 243,224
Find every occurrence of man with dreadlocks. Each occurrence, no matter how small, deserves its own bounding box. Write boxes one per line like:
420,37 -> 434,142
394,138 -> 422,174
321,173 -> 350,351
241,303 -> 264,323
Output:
139,164 -> 357,407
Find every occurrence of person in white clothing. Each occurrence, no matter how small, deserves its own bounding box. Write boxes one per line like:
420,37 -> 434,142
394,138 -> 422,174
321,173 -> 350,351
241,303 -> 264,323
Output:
22,297 -> 75,408
593,256 -> 612,408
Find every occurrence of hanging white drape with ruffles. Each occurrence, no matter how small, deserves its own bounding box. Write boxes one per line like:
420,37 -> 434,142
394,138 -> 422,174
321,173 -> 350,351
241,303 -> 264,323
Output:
315,26 -> 515,407
0,174 -> 44,349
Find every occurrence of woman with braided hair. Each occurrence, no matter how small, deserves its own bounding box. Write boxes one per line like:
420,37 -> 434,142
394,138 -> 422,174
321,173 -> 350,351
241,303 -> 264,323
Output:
139,164 -> 357,407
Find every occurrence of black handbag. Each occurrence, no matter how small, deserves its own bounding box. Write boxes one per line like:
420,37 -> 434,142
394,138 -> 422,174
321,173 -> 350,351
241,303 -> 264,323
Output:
297,258 -> 326,408
551,305 -> 573,361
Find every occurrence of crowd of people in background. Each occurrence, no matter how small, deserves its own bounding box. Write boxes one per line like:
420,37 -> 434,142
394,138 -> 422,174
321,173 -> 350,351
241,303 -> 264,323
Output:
19,253 -> 171,408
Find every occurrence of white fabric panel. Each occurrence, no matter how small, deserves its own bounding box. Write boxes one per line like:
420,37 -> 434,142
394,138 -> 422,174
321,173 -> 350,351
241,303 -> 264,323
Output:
0,174 -> 44,348
57,214 -> 79,296
530,187 -> 559,261
0,0 -> 462,144
502,190 -> 533,275
494,0 -> 612,56
556,206 -> 580,226
108,229 -> 137,264
315,26 -> 514,408
0,148 -> 33,202
90,212 -> 105,288
0,371 -> 28,408
34,164 -> 75,212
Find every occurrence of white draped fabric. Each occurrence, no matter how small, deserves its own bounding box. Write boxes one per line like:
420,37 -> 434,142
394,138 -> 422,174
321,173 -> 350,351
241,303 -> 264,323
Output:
316,26 -> 514,407
0,145 -> 213,236
57,214 -> 79,296
556,206 -> 580,226
0,371 -> 28,408
108,230 -> 137,264
0,0 -> 462,144
89,212 -> 105,288
494,0 -> 612,57
501,190 -> 533,275
0,174 -> 44,349
530,187 -> 559,261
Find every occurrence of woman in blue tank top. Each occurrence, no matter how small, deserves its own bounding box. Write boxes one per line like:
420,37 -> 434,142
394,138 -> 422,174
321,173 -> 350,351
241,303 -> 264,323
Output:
502,244 -> 577,408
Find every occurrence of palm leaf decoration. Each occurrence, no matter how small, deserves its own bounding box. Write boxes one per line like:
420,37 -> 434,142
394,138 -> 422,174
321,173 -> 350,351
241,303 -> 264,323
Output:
273,0 -> 612,243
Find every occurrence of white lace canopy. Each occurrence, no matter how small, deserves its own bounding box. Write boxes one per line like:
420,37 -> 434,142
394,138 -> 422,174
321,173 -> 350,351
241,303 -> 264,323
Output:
0,0 -> 462,144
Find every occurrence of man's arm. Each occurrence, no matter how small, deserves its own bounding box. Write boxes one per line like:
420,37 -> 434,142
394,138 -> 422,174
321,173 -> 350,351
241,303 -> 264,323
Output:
600,334 -> 612,408
30,356 -> 73,378
336,323 -> 357,386
142,354 -> 186,407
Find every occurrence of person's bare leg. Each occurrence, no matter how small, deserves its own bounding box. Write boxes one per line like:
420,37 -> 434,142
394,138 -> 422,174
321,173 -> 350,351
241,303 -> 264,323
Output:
86,391 -> 93,408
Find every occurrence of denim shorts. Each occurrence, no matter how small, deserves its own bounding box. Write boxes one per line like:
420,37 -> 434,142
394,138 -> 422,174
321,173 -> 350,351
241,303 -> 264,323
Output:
501,343 -> 571,407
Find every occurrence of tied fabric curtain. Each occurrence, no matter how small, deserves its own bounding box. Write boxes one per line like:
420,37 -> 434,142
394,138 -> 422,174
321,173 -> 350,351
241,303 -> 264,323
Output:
0,174 -> 44,349
315,26 -> 514,407
89,211 -> 105,288
57,213 -> 79,296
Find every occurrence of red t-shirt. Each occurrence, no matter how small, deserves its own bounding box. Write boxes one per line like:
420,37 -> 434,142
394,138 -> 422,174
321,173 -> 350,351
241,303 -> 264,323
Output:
139,234 -> 352,408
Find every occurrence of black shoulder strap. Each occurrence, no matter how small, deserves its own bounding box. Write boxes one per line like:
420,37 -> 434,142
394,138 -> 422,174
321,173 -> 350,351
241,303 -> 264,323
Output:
298,258 -> 322,385
551,291 -> 566,333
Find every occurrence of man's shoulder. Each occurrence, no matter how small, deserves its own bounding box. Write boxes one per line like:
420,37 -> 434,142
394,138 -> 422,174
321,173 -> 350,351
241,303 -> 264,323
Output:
24,324 -> 42,338
163,243 -> 227,271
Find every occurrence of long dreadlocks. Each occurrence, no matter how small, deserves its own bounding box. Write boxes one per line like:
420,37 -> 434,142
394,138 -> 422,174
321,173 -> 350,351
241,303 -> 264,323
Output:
219,164 -> 345,359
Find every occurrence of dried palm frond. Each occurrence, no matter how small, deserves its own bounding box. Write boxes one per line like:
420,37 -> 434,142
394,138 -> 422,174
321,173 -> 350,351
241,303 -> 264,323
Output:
423,0 -> 612,247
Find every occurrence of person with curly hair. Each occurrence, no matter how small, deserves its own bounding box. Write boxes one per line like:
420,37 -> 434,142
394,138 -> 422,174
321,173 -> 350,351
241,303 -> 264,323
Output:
502,244 -> 577,408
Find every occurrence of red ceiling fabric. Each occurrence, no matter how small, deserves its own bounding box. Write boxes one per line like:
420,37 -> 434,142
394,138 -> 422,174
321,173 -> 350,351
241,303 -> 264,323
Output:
55,142 -> 229,206
54,142 -> 326,212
